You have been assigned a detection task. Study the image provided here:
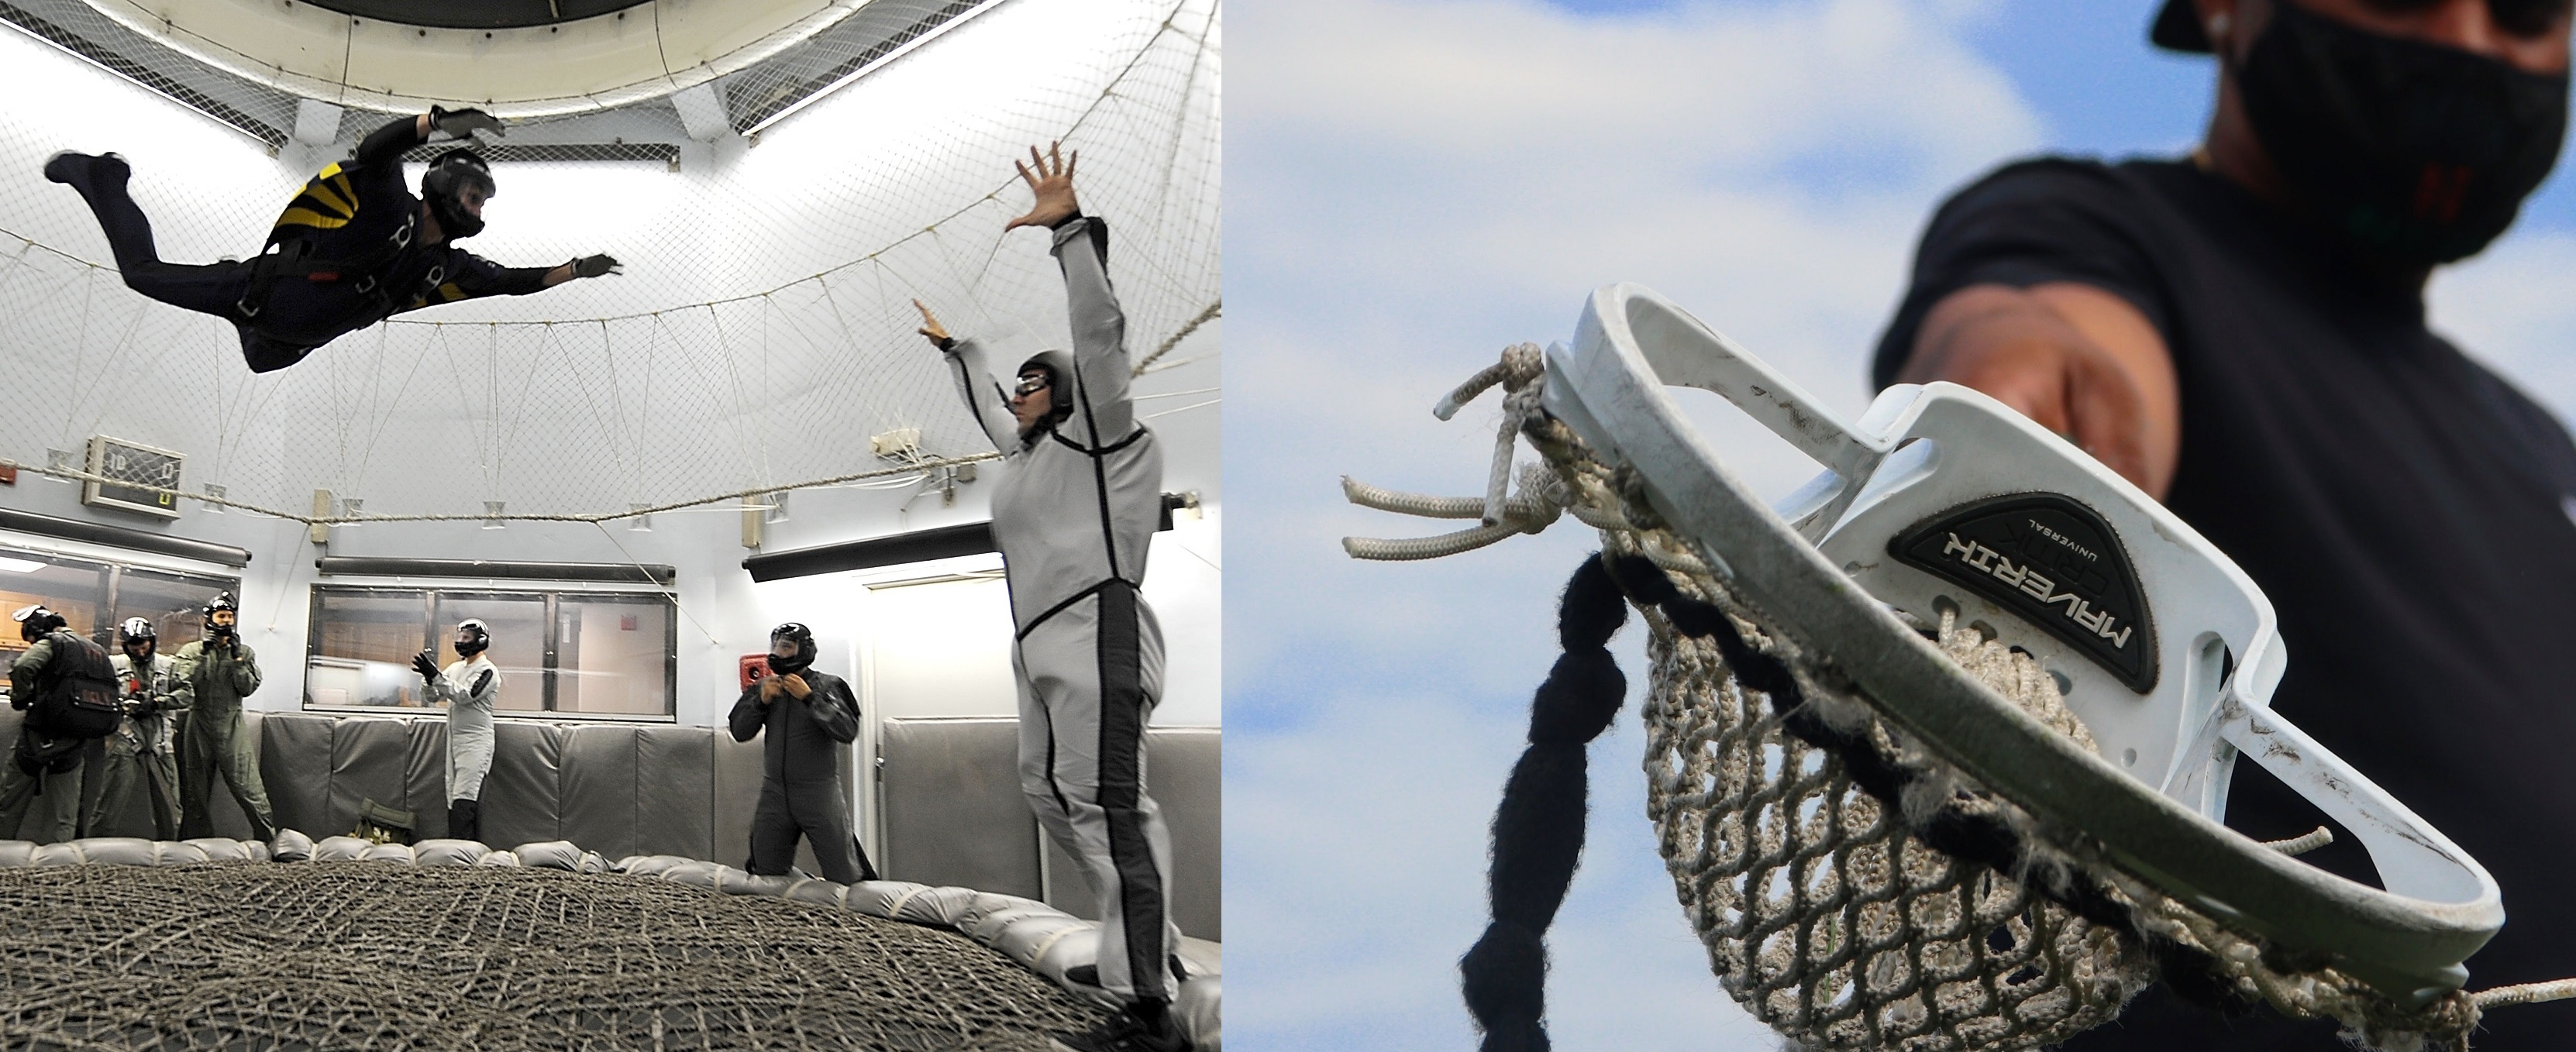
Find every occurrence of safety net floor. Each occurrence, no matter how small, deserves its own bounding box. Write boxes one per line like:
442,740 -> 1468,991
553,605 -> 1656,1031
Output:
0,861 -> 1108,1050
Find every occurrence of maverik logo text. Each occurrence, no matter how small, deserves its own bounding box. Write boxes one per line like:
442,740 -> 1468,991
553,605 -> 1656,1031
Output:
1890,493 -> 2158,693
1935,531 -> 2131,648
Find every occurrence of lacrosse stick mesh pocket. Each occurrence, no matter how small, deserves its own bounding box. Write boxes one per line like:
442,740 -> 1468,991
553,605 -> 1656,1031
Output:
1524,416 -> 2484,1052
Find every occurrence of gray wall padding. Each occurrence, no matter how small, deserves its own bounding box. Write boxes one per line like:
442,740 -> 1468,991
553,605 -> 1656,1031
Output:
260,713 -> 332,836
560,725 -> 642,861
635,726 -> 715,861
709,730 -> 766,869
1038,727 -> 1221,941
880,717 -> 1042,900
327,717 -> 411,837
1,708 -> 1215,940
481,721 -> 564,849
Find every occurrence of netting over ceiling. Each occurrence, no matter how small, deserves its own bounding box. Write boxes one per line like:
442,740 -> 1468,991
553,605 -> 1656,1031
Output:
0,0 -> 1220,523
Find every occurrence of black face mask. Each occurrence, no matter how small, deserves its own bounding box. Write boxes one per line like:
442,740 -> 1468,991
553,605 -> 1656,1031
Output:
767,650 -> 811,676
2236,1 -> 2569,265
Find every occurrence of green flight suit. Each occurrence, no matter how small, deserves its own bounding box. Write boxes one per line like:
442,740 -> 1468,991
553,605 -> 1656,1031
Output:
173,638 -> 275,840
88,651 -> 184,840
0,636 -> 89,843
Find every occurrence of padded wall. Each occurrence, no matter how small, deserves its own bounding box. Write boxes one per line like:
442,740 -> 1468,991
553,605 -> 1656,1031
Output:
879,717 -> 1042,899
883,717 -> 1221,940
2,708 -> 1217,940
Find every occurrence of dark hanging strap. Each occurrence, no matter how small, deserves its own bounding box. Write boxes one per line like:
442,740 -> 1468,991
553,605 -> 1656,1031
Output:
1460,552 -> 1631,1052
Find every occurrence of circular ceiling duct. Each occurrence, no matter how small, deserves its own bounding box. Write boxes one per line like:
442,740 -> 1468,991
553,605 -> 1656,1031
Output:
298,0 -> 655,31
73,0 -> 880,118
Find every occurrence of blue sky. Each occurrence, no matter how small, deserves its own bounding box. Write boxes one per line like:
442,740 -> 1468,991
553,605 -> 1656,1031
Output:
1225,2 -> 2576,1049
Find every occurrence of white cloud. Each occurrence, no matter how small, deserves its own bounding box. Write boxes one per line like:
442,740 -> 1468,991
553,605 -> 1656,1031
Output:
1227,0 -> 2044,1048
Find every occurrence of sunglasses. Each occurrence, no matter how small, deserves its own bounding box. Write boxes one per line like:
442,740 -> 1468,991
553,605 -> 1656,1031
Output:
1014,375 -> 1052,397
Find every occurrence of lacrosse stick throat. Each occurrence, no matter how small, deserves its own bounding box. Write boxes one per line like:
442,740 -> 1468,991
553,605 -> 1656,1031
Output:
1541,282 -> 2502,1002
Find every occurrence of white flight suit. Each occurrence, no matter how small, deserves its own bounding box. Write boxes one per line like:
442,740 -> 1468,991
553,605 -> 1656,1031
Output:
425,655 -> 498,807
944,215 -> 1179,1003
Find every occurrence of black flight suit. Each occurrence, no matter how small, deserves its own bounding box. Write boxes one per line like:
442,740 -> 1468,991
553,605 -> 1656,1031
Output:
728,670 -> 877,885
50,114 -> 556,373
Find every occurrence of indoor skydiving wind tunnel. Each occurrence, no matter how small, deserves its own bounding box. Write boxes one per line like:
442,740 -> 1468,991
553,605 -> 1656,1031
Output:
0,0 -> 1220,1045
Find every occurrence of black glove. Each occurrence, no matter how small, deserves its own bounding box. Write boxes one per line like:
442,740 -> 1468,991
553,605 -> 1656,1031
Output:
429,105 -> 505,139
570,253 -> 622,278
412,650 -> 441,683
124,696 -> 157,717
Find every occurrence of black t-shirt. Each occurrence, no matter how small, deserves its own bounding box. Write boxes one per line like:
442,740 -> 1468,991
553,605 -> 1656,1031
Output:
1873,158 -> 2576,1048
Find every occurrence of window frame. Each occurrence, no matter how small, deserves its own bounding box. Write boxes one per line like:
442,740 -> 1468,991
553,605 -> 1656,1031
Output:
0,544 -> 240,696
302,583 -> 678,722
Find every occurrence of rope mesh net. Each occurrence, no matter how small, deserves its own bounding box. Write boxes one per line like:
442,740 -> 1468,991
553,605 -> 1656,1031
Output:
1345,351 -> 2549,1052
0,0 -> 1220,524
0,861 -> 1107,1050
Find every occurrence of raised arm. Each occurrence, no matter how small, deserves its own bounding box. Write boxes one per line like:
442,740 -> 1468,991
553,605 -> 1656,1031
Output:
358,107 -> 506,167
1007,143 -> 1137,444
918,299 -> 1021,451
354,113 -> 429,167
1049,215 -> 1135,442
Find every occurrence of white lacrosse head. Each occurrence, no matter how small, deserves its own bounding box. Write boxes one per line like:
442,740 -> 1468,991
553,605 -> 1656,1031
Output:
1541,282 -> 2501,1000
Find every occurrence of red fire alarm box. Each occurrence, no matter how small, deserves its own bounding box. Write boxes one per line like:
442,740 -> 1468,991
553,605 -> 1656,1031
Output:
739,653 -> 771,690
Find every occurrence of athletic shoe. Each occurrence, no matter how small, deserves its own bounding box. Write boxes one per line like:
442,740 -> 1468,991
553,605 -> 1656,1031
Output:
42,152 -> 128,190
42,151 -> 88,185
1048,1009 -> 1189,1052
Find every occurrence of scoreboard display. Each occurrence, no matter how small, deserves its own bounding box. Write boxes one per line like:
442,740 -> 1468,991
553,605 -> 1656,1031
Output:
81,435 -> 184,519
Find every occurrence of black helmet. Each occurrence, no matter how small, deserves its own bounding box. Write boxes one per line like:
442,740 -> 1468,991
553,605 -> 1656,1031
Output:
454,618 -> 491,658
11,604 -> 66,641
767,622 -> 817,676
203,592 -> 239,638
421,148 -> 494,240
1016,350 -> 1077,432
119,617 -> 157,644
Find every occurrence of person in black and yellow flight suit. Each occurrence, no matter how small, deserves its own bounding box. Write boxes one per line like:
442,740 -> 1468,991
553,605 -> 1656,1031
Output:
42,107 -> 622,373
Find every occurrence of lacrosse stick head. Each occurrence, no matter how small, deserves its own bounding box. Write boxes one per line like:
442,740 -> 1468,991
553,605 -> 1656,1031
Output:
1541,282 -> 2500,1000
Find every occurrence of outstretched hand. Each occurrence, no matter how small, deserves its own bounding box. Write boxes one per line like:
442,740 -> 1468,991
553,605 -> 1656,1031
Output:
412,650 -> 440,684
571,253 -> 622,278
1004,142 -> 1080,232
913,299 -> 953,349
430,105 -> 505,140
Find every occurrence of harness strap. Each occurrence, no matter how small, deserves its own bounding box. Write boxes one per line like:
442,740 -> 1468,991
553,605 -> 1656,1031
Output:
237,211 -> 418,320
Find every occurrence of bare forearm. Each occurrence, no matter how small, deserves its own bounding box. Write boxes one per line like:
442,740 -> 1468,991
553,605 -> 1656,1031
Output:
1902,282 -> 2177,497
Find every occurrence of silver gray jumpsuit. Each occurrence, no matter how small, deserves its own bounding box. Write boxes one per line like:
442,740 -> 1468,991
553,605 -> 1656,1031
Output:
425,656 -> 498,804
944,216 -> 1178,1002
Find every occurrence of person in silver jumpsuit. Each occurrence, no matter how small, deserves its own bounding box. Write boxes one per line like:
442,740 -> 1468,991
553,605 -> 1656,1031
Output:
413,619 -> 498,843
916,143 -> 1187,1052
